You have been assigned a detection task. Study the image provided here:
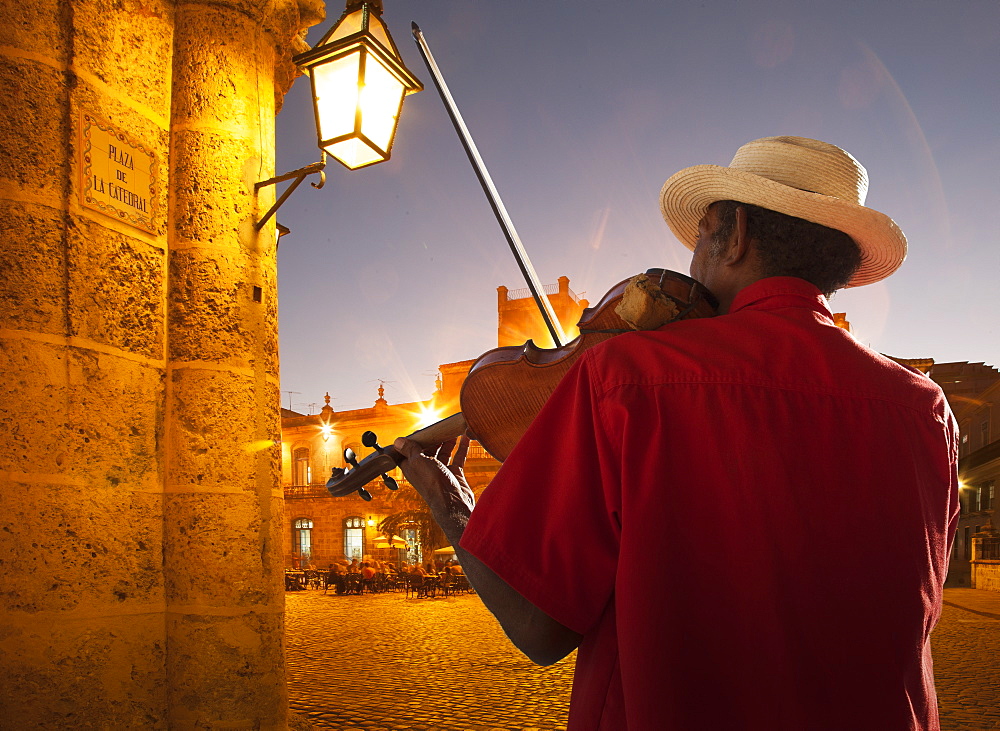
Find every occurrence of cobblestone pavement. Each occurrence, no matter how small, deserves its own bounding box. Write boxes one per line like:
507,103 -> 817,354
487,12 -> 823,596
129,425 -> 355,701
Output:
933,592 -> 1000,731
286,588 -> 1000,730
285,590 -> 574,730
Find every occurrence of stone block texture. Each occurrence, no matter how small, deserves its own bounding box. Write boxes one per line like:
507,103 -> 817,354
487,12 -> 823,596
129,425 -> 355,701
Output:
0,613 -> 168,729
0,0 -> 323,726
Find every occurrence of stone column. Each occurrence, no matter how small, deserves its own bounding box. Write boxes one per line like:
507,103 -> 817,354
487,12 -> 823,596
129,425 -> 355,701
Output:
0,0 -> 174,726
164,0 -> 321,727
0,0 -> 321,726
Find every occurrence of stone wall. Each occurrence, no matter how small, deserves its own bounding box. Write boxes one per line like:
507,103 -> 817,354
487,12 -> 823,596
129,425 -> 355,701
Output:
286,491 -> 400,568
0,0 -> 322,726
972,561 -> 1000,592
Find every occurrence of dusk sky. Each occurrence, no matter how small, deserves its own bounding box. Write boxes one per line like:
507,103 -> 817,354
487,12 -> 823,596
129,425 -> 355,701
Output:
275,0 -> 999,416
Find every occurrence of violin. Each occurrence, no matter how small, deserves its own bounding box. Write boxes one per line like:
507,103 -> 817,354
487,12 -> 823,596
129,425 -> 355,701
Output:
326,268 -> 717,499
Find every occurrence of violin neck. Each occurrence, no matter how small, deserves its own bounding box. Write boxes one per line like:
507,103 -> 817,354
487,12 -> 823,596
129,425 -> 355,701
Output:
407,412 -> 468,448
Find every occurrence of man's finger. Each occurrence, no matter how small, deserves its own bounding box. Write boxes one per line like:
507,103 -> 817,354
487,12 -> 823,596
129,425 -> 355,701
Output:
451,435 -> 470,469
436,437 -> 458,465
394,437 -> 424,460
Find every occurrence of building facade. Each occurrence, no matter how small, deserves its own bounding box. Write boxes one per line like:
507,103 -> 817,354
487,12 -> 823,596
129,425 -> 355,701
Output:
281,384 -> 502,569
497,275 -> 589,348
281,277 -> 588,569
932,362 -> 1000,586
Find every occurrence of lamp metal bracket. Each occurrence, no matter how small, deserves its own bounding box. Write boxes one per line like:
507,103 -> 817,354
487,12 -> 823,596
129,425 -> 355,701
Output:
254,152 -> 327,231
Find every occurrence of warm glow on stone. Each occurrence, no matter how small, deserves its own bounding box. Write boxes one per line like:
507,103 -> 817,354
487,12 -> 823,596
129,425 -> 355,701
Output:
0,0 -> 324,725
245,439 -> 277,453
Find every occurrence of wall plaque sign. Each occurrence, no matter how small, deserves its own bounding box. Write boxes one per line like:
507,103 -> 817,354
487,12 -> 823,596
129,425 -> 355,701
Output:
79,112 -> 157,233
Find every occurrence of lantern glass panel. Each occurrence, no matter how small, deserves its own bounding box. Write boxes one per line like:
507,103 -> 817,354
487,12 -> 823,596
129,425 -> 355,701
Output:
313,49 -> 362,142
324,138 -> 384,169
328,9 -> 364,42
359,54 -> 405,153
366,14 -> 394,51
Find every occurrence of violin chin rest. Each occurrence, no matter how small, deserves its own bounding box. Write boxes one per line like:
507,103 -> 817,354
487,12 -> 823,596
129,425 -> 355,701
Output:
615,273 -> 681,330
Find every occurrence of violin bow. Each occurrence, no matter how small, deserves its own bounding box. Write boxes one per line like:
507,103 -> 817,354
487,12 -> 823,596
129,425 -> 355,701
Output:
412,22 -> 568,349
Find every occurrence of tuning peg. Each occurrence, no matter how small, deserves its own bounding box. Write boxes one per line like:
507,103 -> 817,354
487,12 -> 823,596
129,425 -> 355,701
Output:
361,431 -> 400,490
343,448 -> 373,501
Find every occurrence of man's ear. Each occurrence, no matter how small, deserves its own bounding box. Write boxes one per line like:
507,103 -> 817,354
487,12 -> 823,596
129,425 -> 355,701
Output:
721,205 -> 753,266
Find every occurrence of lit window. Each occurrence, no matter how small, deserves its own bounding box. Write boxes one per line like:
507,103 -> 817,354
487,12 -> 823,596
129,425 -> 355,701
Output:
293,448 -> 311,485
293,518 -> 313,566
344,516 -> 365,560
402,527 -> 420,565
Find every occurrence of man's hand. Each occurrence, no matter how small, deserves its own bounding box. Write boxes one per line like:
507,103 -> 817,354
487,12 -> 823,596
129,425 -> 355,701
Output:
393,435 -> 475,542
392,434 -> 582,666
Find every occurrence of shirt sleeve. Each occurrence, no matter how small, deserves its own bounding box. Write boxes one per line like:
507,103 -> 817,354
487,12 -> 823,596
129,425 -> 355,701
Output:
460,350 -> 621,635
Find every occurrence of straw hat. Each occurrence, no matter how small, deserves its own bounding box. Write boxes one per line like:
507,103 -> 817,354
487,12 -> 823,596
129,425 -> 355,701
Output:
659,136 -> 906,287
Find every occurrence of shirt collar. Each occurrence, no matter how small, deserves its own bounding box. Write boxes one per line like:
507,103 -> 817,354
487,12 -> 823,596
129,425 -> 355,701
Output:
727,277 -> 833,320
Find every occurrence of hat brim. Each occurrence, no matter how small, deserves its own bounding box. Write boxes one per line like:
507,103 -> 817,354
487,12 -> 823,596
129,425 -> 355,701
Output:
660,165 -> 907,287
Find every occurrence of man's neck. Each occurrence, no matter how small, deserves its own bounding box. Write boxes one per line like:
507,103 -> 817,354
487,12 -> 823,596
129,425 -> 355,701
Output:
710,272 -> 766,315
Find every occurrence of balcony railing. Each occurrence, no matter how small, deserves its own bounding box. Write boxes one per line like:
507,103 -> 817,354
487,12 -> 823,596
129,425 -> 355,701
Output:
506,282 -> 582,304
976,537 -> 1000,561
467,444 -> 491,460
284,484 -> 334,498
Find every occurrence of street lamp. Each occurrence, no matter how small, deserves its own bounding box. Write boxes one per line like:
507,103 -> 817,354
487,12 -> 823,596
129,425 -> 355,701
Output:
295,0 -> 423,170
255,0 -> 422,229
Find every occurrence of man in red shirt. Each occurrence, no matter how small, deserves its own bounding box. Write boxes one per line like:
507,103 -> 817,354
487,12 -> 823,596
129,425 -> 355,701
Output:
395,137 -> 958,729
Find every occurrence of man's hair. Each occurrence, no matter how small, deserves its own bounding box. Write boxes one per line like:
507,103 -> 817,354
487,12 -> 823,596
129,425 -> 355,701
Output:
710,200 -> 862,295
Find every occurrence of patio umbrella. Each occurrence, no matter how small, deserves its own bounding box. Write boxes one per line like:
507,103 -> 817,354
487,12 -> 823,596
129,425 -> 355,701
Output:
433,545 -> 457,555
373,534 -> 408,549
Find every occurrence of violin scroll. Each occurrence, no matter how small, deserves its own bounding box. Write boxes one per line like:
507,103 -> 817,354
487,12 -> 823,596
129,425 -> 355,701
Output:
326,413 -> 468,498
362,431 -> 400,491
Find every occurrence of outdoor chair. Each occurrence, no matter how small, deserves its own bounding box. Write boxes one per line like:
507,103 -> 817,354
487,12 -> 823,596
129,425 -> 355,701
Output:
403,574 -> 433,598
417,575 -> 438,598
324,571 -> 348,595
343,574 -> 363,595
